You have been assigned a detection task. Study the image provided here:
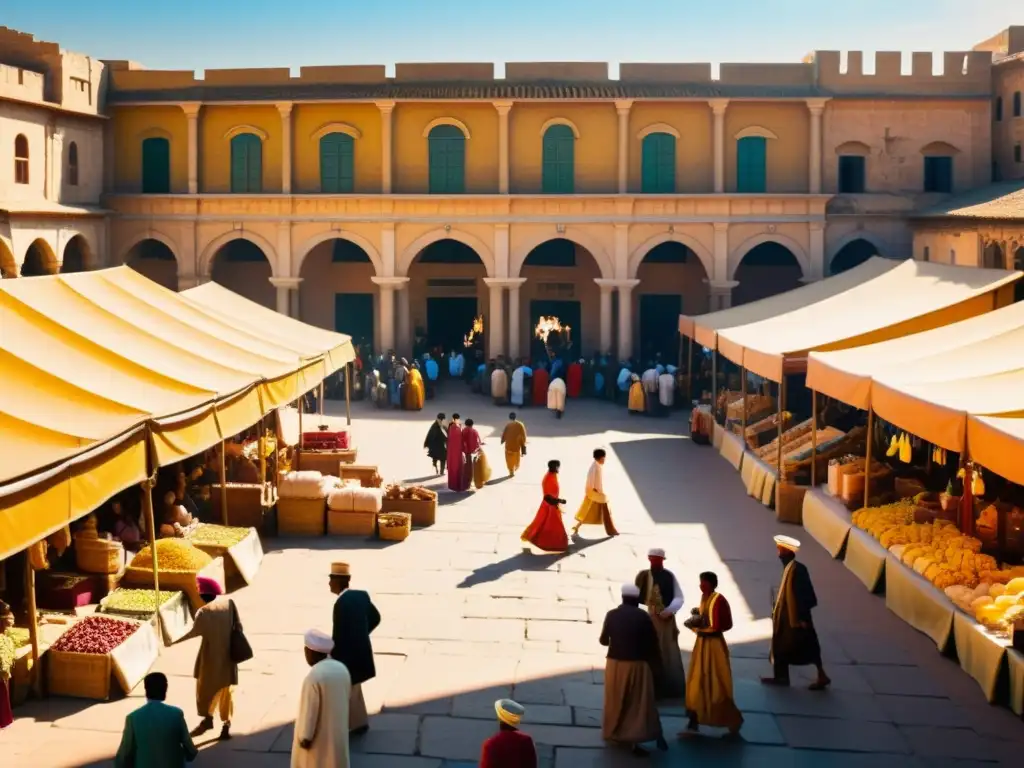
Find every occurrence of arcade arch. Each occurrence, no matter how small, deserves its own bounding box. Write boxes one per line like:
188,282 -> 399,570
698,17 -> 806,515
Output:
299,237 -> 378,352
634,241 -> 710,363
732,241 -> 804,306
209,239 -> 275,309
61,234 -> 92,273
407,238 -> 488,357
21,239 -> 58,277
830,237 -> 879,275
124,238 -> 179,290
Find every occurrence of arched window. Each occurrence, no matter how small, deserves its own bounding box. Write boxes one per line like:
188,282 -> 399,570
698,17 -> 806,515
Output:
230,133 -> 263,193
541,124 -> 575,194
141,137 -> 170,193
319,132 -> 354,193
68,141 -> 79,186
736,136 -> 767,193
427,125 -> 465,194
641,133 -> 676,193
14,134 -> 29,184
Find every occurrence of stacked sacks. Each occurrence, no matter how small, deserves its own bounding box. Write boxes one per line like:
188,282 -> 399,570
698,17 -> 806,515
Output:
277,470 -> 332,536
326,478 -> 382,536
279,471 -> 335,499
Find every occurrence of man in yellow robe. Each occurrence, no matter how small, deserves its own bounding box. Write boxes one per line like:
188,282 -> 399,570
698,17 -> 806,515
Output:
572,448 -> 619,537
500,412 -> 527,477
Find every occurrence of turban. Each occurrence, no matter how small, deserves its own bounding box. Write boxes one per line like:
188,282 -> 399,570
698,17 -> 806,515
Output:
648,548 -> 666,559
621,584 -> 641,598
196,576 -> 223,596
495,698 -> 525,727
304,628 -> 334,654
774,535 -> 801,552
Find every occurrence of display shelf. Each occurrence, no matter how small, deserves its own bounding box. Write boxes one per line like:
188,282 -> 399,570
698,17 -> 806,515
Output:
884,552 -> 955,652
802,487 -> 853,558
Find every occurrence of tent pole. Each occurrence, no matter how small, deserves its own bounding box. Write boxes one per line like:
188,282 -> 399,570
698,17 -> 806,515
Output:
811,390 -> 819,486
711,350 -> 718,422
296,396 -> 304,471
141,474 -> 163,648
864,408 -> 874,509
775,377 -> 785,481
219,441 -> 228,525
24,552 -> 40,697
740,366 -> 748,436
258,415 -> 267,503
318,382 -> 325,421
345,363 -> 352,427
684,337 -> 692,405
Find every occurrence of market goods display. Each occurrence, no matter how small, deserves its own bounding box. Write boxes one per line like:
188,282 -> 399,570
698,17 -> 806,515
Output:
744,411 -> 792,448
5,627 -> 30,650
189,524 -> 250,548
327,486 -> 383,514
131,539 -> 212,572
377,512 -> 411,541
100,588 -> 179,615
945,578 -> 1024,630
754,419 -> 814,461
726,393 -> 774,422
383,484 -> 438,501
279,470 -> 332,499
51,616 -> 139,655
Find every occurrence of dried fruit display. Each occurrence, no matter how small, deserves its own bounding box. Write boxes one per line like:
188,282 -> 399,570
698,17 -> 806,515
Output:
131,539 -> 212,572
383,484 -> 437,501
378,512 -> 411,529
190,524 -> 250,548
50,616 -> 139,655
100,588 -> 179,614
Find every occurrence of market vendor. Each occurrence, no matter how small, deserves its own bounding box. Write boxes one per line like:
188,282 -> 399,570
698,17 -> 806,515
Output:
0,599 -> 15,729
110,497 -> 143,550
158,491 -> 196,538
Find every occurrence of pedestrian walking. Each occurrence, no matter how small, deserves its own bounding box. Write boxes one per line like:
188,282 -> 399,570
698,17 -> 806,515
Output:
424,412 -> 448,475
634,547 -> 686,700
329,562 -> 380,736
292,629 -> 351,768
521,460 -> 569,554
479,699 -> 538,768
571,449 -> 619,538
114,673 -> 198,768
500,412 -> 527,477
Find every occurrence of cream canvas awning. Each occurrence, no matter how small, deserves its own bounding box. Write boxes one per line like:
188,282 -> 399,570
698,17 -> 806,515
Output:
716,259 -> 1020,381
678,257 -> 898,350
967,416 -> 1024,487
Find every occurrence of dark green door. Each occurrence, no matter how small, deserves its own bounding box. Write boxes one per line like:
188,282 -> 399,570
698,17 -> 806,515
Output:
639,294 -> 682,363
426,297 -> 478,353
736,136 -> 767,193
335,293 -> 375,356
530,299 -> 582,360
428,125 -> 466,194
230,134 -> 262,193
141,137 -> 171,193
542,125 -> 575,194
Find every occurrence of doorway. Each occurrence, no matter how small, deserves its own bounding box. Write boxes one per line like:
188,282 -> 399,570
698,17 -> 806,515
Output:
335,293 -> 375,355
530,299 -> 582,361
638,294 -> 682,363
426,297 -> 479,354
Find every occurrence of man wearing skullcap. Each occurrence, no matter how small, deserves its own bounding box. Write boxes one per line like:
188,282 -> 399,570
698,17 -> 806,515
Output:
479,699 -> 537,768
599,584 -> 668,756
329,563 -> 380,736
762,536 -> 831,690
634,548 -> 686,699
176,576 -> 240,740
292,629 -> 351,768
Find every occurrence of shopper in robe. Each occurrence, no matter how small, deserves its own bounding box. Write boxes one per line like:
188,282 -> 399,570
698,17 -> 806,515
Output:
479,699 -> 538,768
500,412 -> 527,477
491,362 -> 509,405
600,584 -> 668,756
424,413 -> 448,476
658,366 -> 676,415
446,414 -> 469,492
424,353 -> 439,399
681,571 -> 743,738
329,562 -> 380,735
532,364 -> 550,407
566,359 -> 583,398
521,460 -> 569,553
510,361 -> 528,407
547,376 -> 567,419
617,364 -> 633,405
627,373 -> 646,414
462,418 -> 490,488
114,673 -> 198,768
177,577 -> 237,740
292,629 -> 351,768
572,448 -> 619,537
642,365 -> 660,416
762,536 -> 831,690
635,548 -> 686,700
403,363 -> 426,411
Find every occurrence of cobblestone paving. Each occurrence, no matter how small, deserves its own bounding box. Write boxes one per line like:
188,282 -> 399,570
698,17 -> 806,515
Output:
6,387 -> 1024,767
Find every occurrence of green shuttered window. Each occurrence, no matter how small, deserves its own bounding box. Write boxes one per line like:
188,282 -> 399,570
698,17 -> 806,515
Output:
428,125 -> 466,194
230,133 -> 263,193
541,124 -> 575,194
640,133 -> 676,193
736,136 -> 767,193
141,137 -> 170,194
320,132 -> 355,193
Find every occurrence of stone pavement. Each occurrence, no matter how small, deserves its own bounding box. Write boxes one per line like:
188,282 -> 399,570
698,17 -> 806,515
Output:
5,385 -> 1024,767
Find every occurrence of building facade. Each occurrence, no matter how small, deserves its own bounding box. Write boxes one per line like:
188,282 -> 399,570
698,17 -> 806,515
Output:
2,25 -> 1021,362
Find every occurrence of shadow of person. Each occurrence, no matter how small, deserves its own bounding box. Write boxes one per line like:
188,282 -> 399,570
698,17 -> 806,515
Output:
456,537 -> 606,589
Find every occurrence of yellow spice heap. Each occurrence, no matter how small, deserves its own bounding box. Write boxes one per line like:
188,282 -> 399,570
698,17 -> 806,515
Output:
132,538 -> 213,572
189,524 -> 250,548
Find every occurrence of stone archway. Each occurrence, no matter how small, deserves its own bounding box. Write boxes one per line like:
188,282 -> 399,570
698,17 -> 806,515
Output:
982,241 -> 1005,270
125,238 -> 179,290
61,234 -> 93,273
0,238 -> 15,278
210,239 -> 275,309
635,241 -> 710,364
299,237 -> 379,352
199,230 -> 279,279
830,237 -> 878,276
398,228 -> 494,278
407,238 -> 488,357
732,241 -> 804,307
22,238 -> 58,277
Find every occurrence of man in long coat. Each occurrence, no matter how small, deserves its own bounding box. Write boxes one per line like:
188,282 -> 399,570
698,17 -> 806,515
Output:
292,629 -> 351,768
424,413 -> 448,475
762,536 -> 831,690
500,412 -> 527,477
634,548 -> 686,700
329,562 -> 381,735
177,577 -> 238,740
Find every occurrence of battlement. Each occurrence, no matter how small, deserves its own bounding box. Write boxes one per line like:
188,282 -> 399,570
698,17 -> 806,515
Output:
0,26 -> 104,115
0,62 -> 45,103
811,50 -> 992,95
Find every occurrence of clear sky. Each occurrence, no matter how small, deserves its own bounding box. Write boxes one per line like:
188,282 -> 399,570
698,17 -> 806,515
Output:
5,0 -> 1021,72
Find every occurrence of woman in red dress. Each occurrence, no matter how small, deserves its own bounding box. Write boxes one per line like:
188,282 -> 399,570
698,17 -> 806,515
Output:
566,360 -> 583,398
521,461 -> 569,553
532,366 -> 550,407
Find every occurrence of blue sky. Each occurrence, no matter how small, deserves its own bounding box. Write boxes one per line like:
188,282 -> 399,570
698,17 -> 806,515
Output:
6,0 -> 1021,72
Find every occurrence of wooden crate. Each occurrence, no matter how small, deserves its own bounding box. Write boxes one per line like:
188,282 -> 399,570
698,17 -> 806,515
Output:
339,464 -> 381,488
123,559 -> 225,612
278,497 -> 326,536
381,497 -> 437,527
210,483 -> 268,530
48,649 -> 113,700
327,510 -> 376,536
297,449 -> 357,476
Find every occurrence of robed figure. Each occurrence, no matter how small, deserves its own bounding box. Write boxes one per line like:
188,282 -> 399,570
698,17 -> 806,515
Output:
510,365 -> 530,407
462,420 -> 489,489
446,418 -> 469,491
491,366 -> 509,405
635,550 -> 687,700
424,416 -> 448,475
521,461 -> 569,553
566,361 -> 583,398
330,567 -> 381,734
532,366 -> 550,407
292,630 -> 351,768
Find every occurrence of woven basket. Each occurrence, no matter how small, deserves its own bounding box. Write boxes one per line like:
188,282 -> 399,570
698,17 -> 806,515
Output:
377,512 -> 411,541
277,497 -> 326,536
327,510 -> 376,536
381,497 -> 436,527
48,649 -> 113,700
339,464 -> 381,488
76,540 -> 124,575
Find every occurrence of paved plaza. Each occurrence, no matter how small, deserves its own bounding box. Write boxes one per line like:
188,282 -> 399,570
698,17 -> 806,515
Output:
4,386 -> 1024,767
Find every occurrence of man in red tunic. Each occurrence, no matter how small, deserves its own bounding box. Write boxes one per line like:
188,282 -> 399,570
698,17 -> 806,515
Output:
479,699 -> 537,768
566,359 -> 583,398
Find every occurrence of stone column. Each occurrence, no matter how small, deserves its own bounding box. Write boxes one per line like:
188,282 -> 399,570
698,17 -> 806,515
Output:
376,101 -> 395,194
397,284 -> 411,356
615,279 -> 641,361
710,99 -> 729,193
178,273 -> 200,291
381,223 -> 396,276
712,222 -> 729,284
269,277 -> 303,317
507,278 -> 525,359
495,101 -> 513,194
371,276 -> 408,352
615,100 -> 633,193
493,224 -> 510,278
482,278 -> 506,358
807,98 -> 828,195
708,281 -> 739,310
806,222 -> 826,281
182,102 -> 201,194
594,279 -> 615,354
50,128 -> 64,200
277,102 -> 293,194
277,221 -> 292,283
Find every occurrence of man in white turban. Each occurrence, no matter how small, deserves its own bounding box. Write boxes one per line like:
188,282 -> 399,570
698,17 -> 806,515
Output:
292,629 -> 351,768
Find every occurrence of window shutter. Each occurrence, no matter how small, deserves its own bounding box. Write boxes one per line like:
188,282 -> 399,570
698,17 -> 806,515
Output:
448,137 -> 465,193
641,133 -> 676,193
320,133 -> 354,193
142,137 -> 170,194
737,136 -> 766,193
542,125 -> 574,194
